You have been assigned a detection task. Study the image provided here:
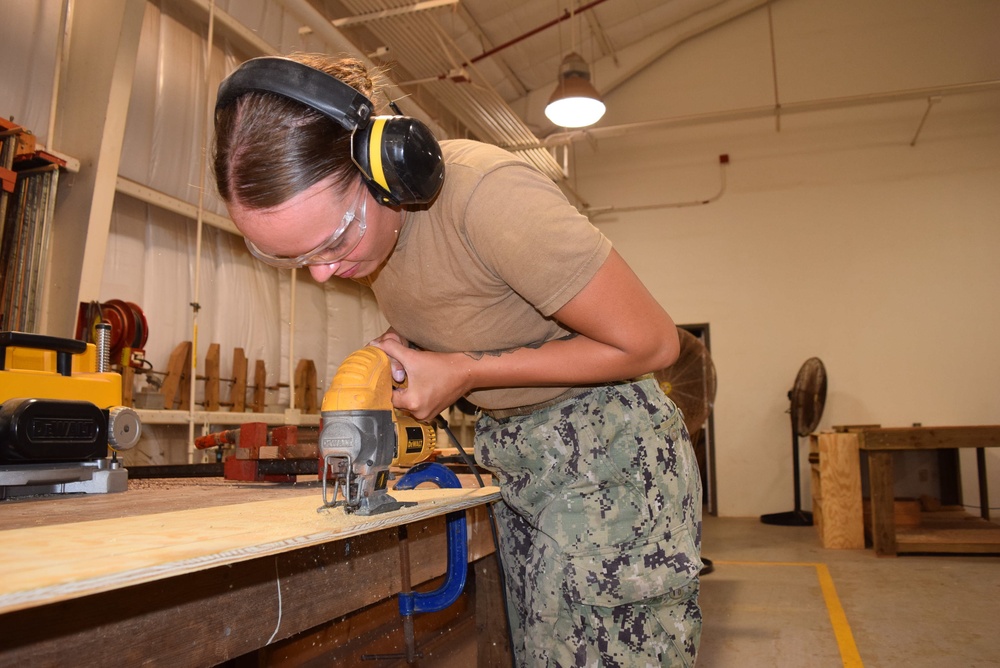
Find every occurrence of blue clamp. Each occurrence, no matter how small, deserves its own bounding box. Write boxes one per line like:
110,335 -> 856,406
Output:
394,462 -> 468,616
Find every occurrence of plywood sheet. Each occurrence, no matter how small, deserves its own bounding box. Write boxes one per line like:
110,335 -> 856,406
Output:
0,484 -> 500,615
816,432 -> 864,549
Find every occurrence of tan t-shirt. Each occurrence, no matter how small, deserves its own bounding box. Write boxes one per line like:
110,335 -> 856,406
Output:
366,139 -> 612,410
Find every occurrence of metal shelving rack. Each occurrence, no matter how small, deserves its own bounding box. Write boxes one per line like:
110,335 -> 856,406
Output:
0,120 -> 67,332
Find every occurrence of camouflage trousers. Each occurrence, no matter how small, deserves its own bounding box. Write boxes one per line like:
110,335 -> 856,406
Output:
475,378 -> 703,668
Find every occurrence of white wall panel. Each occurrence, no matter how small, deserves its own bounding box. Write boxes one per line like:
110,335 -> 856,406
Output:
577,0 -> 1000,516
0,0 -> 61,145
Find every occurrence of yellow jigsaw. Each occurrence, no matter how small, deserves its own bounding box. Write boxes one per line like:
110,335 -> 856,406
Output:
319,346 -> 436,514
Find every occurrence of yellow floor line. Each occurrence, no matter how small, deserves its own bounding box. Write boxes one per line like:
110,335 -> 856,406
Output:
711,560 -> 864,667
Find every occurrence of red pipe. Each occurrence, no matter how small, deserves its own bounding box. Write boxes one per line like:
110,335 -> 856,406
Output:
468,0 -> 613,65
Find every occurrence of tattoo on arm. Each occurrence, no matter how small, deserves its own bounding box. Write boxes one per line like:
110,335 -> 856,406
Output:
462,333 -> 579,361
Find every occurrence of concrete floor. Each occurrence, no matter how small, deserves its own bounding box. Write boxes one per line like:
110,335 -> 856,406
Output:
698,515 -> 1000,667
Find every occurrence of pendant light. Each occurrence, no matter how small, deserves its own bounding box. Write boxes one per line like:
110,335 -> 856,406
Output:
544,3 -> 605,128
544,52 -> 606,128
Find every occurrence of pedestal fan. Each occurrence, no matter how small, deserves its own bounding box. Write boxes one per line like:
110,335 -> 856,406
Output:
654,328 -> 717,573
761,357 -> 827,527
653,328 -> 717,443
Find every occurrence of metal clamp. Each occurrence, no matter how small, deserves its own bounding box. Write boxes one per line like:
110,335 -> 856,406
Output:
393,462 -> 468,615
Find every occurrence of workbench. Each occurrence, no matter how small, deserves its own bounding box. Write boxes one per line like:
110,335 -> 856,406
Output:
0,476 -> 505,665
860,426 -> 1000,556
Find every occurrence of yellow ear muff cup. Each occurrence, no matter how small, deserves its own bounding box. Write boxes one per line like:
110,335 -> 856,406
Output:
367,118 -> 390,194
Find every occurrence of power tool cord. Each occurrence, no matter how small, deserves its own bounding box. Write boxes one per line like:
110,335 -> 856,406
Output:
434,414 -> 515,668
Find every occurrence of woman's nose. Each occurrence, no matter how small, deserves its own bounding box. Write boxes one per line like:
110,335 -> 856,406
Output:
308,263 -> 338,282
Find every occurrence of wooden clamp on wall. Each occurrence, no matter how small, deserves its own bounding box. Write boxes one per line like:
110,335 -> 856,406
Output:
160,341 -> 192,410
158,341 -> 319,414
294,359 -> 319,414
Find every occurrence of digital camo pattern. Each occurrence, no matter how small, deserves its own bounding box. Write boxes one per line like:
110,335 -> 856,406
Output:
476,378 -> 703,667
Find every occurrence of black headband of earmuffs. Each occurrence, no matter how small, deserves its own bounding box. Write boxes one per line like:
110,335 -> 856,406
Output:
216,57 -> 444,207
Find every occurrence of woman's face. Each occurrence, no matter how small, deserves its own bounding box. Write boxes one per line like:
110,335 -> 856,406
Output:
227,175 -> 402,282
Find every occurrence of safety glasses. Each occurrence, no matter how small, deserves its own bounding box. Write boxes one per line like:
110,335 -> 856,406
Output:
244,180 -> 367,268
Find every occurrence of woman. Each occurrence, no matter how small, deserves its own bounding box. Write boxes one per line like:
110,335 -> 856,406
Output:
214,53 -> 703,667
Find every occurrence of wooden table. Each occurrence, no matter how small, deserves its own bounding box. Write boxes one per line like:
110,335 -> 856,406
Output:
0,476 -> 504,665
858,426 -> 1000,556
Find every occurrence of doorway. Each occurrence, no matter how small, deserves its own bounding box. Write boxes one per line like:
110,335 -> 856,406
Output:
678,323 -> 717,516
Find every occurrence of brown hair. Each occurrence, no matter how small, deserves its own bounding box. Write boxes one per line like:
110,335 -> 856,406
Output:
213,54 -> 387,210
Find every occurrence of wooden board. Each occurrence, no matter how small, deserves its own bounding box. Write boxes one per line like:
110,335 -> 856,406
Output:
230,347 -> 247,411
895,511 -> 1000,554
203,342 -> 220,410
0,484 -> 500,615
815,432 -> 865,549
896,529 -> 1000,553
859,425 -> 1000,451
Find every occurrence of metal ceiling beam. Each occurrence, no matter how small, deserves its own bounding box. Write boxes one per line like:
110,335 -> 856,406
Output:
456,3 -> 528,96
278,0 -> 447,137
596,0 -> 771,99
331,0 -> 459,28
510,79 -> 1000,150
584,6 -> 617,64
466,0 -> 613,67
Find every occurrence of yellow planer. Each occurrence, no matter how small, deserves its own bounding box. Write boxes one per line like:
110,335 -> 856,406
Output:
319,346 -> 436,515
0,330 -> 141,499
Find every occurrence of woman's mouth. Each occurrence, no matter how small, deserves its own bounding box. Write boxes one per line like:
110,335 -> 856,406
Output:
337,263 -> 360,278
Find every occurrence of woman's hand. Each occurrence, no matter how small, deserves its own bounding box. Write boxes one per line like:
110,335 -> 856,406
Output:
369,337 -> 470,422
368,329 -> 409,383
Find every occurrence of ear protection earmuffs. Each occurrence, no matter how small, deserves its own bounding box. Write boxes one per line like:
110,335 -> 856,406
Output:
216,57 -> 444,207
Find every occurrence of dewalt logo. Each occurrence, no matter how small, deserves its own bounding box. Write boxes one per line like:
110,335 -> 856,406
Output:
28,418 -> 99,441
